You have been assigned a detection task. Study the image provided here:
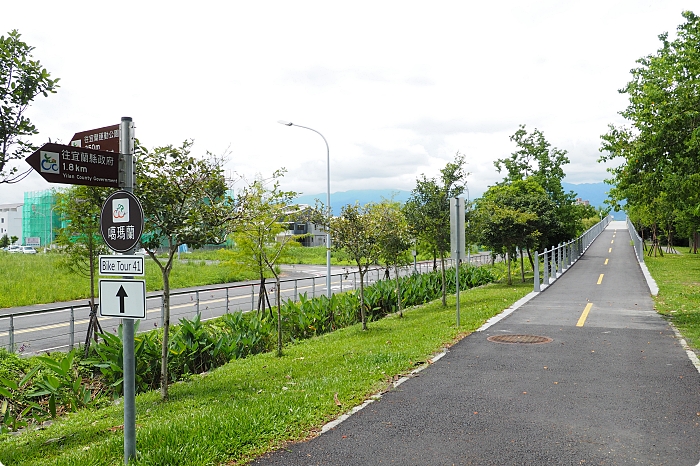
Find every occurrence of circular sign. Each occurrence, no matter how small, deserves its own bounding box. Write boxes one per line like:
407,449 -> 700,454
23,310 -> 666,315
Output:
100,190 -> 145,253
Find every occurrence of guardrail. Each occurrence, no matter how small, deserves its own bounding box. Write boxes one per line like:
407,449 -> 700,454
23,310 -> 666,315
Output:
1,254 -> 496,355
533,216 -> 612,292
627,217 -> 644,263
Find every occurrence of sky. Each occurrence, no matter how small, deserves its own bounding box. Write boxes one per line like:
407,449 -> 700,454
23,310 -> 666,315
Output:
0,1 -> 696,204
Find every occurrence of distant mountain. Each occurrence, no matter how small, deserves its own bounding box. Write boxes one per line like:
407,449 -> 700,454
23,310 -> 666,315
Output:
295,182 -> 620,219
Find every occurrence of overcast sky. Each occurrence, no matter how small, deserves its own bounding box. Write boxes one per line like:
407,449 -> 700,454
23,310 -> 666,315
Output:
0,1 -> 695,204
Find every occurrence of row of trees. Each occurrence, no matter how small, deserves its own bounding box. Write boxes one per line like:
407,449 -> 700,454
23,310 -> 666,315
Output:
600,11 -> 700,255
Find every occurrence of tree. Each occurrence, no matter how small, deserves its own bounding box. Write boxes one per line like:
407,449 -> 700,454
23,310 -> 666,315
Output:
330,202 -> 385,330
0,234 -> 8,248
229,170 -> 298,356
0,30 -> 59,183
54,185 -> 111,354
472,180 -> 554,284
404,153 -> 468,306
10,235 -> 17,245
136,140 -> 243,400
600,11 -> 700,250
376,201 -> 412,318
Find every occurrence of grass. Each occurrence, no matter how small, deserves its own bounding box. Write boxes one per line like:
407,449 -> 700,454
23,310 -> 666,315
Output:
0,253 -> 258,309
646,251 -> 700,349
0,281 -> 531,466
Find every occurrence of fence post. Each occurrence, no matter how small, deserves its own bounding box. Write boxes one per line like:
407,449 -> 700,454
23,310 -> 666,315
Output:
251,284 -> 255,312
312,277 -> 316,298
8,315 -> 14,353
550,246 -> 557,280
69,307 -> 75,350
160,296 -> 165,327
534,250 -> 540,292
294,279 -> 298,302
543,248 -> 549,284
225,287 -> 230,313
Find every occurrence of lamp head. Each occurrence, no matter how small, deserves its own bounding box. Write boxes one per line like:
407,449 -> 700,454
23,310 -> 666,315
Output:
277,120 -> 293,126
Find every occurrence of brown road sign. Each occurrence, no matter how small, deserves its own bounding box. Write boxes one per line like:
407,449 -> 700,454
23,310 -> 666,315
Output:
70,124 -> 120,153
25,142 -> 120,187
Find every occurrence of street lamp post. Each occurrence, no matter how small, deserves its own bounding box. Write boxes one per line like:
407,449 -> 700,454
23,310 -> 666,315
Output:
278,120 -> 332,299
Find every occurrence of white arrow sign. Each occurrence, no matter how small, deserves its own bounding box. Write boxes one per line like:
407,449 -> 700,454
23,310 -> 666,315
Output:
99,279 -> 146,319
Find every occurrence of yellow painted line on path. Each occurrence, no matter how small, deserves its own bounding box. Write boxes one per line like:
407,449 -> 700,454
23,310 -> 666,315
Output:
604,258 -> 609,265
597,274 -> 604,285
577,302 -> 593,327
611,239 -> 614,244
609,248 -> 612,253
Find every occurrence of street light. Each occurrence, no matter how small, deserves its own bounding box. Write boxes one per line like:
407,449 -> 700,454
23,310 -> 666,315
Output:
278,120 -> 332,299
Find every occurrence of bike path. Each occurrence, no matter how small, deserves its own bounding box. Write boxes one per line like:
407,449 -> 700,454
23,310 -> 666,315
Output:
254,221 -> 700,465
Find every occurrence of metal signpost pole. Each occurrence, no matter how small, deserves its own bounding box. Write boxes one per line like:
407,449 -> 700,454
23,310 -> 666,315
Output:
120,117 -> 136,465
450,198 -> 465,327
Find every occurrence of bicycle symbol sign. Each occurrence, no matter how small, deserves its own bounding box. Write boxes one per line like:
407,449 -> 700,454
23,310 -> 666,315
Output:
100,190 -> 144,253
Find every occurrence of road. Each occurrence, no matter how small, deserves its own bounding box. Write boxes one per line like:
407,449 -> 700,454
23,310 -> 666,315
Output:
253,221 -> 700,465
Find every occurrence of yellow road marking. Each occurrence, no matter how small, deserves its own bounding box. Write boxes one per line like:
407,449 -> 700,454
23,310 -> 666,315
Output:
613,234 -> 616,238
610,239 -> 614,244
609,248 -> 612,253
597,274 -> 604,284
604,258 -> 609,265
577,302 -> 593,327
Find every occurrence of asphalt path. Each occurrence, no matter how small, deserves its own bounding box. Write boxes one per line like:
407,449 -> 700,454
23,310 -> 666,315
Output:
253,221 -> 700,465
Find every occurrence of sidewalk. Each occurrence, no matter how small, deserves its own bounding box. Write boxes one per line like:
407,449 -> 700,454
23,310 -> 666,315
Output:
254,221 -> 700,465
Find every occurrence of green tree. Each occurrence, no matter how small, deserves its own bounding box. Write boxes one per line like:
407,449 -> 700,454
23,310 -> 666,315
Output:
136,140 -> 242,400
0,234 -> 8,248
495,125 -> 579,243
229,170 -> 298,356
330,202 -> 385,330
376,201 -> 412,318
0,30 -> 59,182
54,186 -> 111,353
600,11 -> 700,251
10,235 -> 17,245
404,153 -> 468,306
472,180 -> 553,284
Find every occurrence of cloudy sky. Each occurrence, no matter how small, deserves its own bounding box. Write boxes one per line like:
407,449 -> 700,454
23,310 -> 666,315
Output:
0,1 -> 695,204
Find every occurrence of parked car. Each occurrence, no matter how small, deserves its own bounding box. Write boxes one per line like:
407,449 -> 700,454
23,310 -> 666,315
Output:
20,246 -> 37,254
6,245 -> 21,253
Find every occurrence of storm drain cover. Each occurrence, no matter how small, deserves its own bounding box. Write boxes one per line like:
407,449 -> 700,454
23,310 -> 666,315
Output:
487,334 -> 553,345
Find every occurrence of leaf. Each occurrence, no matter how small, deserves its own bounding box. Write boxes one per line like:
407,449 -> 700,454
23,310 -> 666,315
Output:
334,393 -> 342,407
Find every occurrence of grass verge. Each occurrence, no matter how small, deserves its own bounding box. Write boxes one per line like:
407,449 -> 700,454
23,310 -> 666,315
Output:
0,281 -> 531,466
646,252 -> 700,349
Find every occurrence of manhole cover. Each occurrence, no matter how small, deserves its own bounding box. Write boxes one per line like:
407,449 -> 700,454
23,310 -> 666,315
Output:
487,334 -> 553,344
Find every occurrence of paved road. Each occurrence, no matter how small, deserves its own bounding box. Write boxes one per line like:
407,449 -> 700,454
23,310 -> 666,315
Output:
254,221 -> 700,465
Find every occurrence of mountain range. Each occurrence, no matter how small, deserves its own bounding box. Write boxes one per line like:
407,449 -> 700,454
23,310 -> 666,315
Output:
294,182 -> 620,218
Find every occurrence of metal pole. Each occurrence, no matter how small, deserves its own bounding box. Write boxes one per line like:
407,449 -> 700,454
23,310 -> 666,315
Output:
543,248 -> 549,285
120,116 -> 136,465
160,296 -> 164,328
225,287 -> 229,313
294,280 -> 298,302
196,291 -> 200,319
533,251 -> 540,292
251,284 -> 255,312
8,315 -> 14,352
312,277 -> 316,298
69,307 -> 75,350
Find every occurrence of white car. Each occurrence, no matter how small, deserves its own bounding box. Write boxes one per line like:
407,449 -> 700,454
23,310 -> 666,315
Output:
6,245 -> 21,253
20,246 -> 37,254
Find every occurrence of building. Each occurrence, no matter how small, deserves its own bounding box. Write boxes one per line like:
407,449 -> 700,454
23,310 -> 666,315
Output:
22,190 -> 62,247
0,202 -> 23,244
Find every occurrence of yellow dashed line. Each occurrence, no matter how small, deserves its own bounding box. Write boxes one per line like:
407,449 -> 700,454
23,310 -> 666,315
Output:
609,248 -> 612,253
611,239 -> 614,244
604,258 -> 609,265
597,274 -> 604,285
577,303 -> 593,327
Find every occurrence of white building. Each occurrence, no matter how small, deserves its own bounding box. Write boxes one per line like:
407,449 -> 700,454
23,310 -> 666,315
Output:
0,203 -> 23,244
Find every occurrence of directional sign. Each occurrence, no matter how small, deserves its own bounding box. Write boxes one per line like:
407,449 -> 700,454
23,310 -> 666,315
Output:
99,279 -> 146,319
25,142 -> 120,187
99,255 -> 145,276
70,124 -> 120,153
100,191 -> 144,253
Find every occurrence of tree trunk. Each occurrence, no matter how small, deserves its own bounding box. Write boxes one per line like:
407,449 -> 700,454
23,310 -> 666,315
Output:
440,251 -> 446,307
507,251 -> 512,285
519,248 -> 525,283
526,248 -> 534,270
160,265 -> 172,401
395,264 -> 402,318
359,268 -> 367,330
275,274 -> 283,357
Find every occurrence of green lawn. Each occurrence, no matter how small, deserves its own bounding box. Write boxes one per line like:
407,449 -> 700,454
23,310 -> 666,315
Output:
0,281 -> 531,466
646,252 -> 700,349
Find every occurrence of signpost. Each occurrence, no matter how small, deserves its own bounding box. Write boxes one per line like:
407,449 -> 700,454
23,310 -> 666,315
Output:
450,197 -> 465,327
70,124 -> 120,153
25,142 -> 120,187
98,279 -> 146,319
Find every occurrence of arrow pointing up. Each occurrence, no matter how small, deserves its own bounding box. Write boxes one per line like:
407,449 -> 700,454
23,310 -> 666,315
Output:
116,285 -> 128,314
